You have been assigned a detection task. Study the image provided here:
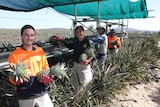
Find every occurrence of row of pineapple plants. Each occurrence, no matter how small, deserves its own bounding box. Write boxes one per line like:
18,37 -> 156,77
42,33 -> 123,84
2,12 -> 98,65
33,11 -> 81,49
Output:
47,33 -> 160,106
0,33 -> 159,106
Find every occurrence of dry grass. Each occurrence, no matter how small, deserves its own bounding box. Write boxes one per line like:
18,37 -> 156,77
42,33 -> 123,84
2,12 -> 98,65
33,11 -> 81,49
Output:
0,28 -> 94,45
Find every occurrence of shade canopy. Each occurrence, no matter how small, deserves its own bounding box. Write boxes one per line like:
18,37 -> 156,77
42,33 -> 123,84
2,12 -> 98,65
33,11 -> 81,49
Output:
0,0 -> 148,20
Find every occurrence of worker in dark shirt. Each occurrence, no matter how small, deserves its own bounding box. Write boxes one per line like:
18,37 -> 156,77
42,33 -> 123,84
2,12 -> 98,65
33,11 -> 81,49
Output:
53,26 -> 93,87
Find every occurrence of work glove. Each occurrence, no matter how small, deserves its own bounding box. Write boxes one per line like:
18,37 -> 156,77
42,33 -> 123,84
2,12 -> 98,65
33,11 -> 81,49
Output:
9,75 -> 29,86
79,58 -> 92,65
52,35 -> 64,42
13,80 -> 22,85
40,75 -> 54,84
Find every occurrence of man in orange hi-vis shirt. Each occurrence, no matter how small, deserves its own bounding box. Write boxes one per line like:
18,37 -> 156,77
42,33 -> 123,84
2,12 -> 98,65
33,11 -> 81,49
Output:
108,29 -> 121,55
8,25 -> 53,107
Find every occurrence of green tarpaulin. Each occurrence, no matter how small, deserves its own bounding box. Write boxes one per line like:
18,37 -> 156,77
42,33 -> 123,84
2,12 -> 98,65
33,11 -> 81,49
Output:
0,0 -> 148,20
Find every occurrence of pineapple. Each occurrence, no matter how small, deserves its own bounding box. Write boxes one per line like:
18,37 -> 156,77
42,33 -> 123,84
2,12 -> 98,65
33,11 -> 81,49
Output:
79,53 -> 88,62
7,60 -> 30,83
36,67 -> 50,81
85,48 -> 95,58
50,63 -> 68,79
110,40 -> 117,48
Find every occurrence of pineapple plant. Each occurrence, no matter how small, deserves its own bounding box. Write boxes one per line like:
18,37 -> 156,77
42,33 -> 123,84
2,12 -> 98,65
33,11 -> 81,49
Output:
7,60 -> 30,83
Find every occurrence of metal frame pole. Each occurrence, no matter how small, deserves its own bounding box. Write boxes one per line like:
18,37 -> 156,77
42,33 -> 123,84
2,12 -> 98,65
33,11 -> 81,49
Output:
97,0 -> 100,27
74,4 -> 77,37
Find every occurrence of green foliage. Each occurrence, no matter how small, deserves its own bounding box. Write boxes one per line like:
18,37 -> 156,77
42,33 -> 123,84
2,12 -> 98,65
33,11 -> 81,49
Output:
0,71 -> 18,107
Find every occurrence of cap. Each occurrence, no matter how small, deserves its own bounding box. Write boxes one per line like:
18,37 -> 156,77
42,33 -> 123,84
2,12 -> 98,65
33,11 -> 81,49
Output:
110,29 -> 116,33
96,25 -> 105,30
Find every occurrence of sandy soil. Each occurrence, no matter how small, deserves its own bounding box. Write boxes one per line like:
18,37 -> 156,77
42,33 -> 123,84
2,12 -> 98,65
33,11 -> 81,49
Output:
111,81 -> 160,107
111,57 -> 160,106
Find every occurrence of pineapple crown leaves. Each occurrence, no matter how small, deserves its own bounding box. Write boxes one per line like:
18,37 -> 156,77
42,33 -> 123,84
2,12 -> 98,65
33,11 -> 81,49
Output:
79,53 -> 88,62
110,40 -> 117,45
84,48 -> 96,58
50,63 -> 68,79
37,67 -> 51,81
6,63 -> 16,72
7,60 -> 31,83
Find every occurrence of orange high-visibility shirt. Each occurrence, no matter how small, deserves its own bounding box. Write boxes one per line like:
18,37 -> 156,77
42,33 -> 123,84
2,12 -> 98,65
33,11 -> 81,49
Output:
8,46 -> 49,85
108,36 -> 121,49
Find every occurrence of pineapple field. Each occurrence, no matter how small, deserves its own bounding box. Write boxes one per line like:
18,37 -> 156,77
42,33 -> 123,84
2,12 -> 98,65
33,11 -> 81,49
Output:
0,29 -> 160,107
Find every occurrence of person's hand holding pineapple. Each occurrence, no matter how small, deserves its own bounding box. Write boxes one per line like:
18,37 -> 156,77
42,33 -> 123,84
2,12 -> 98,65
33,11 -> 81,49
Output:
7,60 -> 31,85
79,48 -> 95,65
110,40 -> 117,49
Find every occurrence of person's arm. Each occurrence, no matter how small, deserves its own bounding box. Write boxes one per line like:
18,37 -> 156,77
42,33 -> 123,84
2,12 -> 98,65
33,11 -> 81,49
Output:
91,36 -> 105,44
52,35 -> 75,49
63,40 -> 75,50
39,50 -> 54,84
116,37 -> 121,48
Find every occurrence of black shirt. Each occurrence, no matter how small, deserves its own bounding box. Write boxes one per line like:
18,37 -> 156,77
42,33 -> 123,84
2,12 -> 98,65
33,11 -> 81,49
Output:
63,38 -> 91,63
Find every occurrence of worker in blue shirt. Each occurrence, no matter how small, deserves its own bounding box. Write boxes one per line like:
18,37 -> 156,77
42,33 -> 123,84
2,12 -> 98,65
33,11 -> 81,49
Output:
91,25 -> 108,65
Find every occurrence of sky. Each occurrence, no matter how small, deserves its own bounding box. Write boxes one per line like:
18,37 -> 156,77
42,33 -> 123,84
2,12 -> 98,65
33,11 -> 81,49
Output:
0,0 -> 159,31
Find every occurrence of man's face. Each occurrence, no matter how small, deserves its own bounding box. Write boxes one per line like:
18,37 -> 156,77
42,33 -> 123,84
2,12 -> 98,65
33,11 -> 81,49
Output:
21,28 -> 35,46
97,28 -> 105,35
111,32 -> 115,36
